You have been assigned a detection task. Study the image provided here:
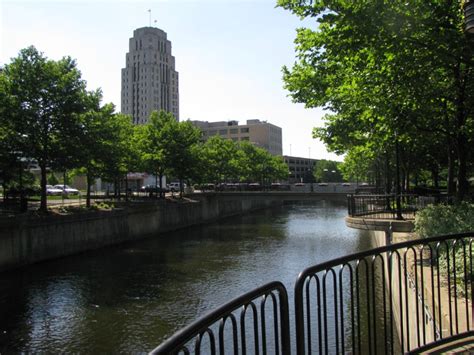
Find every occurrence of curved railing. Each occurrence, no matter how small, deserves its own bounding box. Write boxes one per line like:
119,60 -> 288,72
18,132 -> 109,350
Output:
151,232 -> 474,354
149,281 -> 290,355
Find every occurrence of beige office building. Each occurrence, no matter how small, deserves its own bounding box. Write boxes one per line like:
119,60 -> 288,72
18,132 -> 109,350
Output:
190,119 -> 283,156
121,27 -> 179,124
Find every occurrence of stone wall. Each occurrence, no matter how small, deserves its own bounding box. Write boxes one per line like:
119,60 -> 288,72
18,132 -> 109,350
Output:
0,195 -> 281,272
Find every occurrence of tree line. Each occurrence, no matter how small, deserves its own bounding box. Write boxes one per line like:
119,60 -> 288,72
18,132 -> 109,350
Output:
0,46 -> 289,212
279,1 -> 473,200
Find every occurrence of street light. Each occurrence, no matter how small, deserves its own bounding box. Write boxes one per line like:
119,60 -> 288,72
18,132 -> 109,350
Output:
465,0 -> 474,34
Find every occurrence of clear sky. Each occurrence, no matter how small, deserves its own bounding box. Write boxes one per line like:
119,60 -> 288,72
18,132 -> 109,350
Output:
1,0 -> 342,161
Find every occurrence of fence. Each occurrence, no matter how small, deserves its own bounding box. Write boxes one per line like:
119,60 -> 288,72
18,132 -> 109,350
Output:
152,232 -> 474,354
347,194 -> 418,219
150,282 -> 290,354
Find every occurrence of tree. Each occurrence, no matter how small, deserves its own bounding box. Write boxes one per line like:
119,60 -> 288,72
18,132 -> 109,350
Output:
137,110 -> 174,198
279,1 -> 474,200
200,136 -> 238,185
76,98 -> 113,207
99,113 -> 138,199
313,160 -> 343,183
159,116 -> 202,196
3,46 -> 89,211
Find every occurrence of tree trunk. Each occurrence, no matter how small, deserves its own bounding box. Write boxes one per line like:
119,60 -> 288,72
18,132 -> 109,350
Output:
456,134 -> 469,201
125,175 -> 129,202
159,171 -> 164,199
431,165 -> 439,189
385,152 -> 391,194
39,162 -> 47,212
447,144 -> 456,196
86,173 -> 91,208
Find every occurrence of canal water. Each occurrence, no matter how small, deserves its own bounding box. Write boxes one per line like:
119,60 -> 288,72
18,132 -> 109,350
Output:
0,200 -> 373,353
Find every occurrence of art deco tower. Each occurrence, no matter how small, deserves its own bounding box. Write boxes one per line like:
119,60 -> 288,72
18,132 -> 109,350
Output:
121,27 -> 179,123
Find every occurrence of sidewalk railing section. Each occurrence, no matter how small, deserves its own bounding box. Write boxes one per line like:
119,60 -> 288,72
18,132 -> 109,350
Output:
150,282 -> 290,354
152,232 -> 474,354
347,194 -> 420,219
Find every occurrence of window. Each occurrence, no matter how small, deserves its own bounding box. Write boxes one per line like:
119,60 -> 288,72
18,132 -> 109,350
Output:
240,127 -> 249,133
230,128 -> 238,134
209,130 -> 217,135
219,129 -> 227,135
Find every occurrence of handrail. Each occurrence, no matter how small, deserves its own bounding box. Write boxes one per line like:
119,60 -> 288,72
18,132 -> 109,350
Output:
294,232 -> 474,354
152,232 -> 474,354
149,281 -> 290,354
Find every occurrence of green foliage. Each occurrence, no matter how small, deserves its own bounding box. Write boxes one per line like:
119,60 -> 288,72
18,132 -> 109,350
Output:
279,1 -> 474,199
47,173 -> 59,186
2,46 -> 90,211
415,203 -> 474,238
313,160 -> 343,183
200,136 -> 238,183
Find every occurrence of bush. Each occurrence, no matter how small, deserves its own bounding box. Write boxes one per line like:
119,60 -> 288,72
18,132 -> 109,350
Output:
414,203 -> 474,238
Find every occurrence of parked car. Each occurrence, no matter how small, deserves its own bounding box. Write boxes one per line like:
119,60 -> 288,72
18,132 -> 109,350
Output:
294,182 -> 305,187
341,183 -> 351,186
168,182 -> 186,192
318,183 -> 329,186
271,183 -> 290,191
248,183 -> 261,191
46,185 -> 64,195
140,185 -> 169,193
54,184 -> 80,195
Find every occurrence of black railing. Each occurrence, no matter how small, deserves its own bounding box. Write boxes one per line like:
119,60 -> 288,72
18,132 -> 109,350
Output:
152,232 -> 474,354
347,194 -> 418,219
150,281 -> 290,355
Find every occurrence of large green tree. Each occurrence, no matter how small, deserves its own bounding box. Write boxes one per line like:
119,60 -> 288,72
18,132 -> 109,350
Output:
279,1 -> 474,199
200,135 -> 238,185
160,116 -> 202,196
3,46 -> 90,211
137,110 -> 175,198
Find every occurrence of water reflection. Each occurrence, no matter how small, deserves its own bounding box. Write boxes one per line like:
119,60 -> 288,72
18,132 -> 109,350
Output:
0,200 -> 371,353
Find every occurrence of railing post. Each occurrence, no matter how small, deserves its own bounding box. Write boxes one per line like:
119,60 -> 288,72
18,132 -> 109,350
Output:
385,222 -> 393,245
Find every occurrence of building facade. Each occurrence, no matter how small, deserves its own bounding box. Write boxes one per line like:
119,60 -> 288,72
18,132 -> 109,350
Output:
121,27 -> 179,124
190,119 -> 283,156
283,155 -> 318,183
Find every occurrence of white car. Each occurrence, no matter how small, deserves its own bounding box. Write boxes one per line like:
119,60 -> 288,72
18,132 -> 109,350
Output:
168,182 -> 186,192
46,185 -> 63,195
54,184 -> 80,195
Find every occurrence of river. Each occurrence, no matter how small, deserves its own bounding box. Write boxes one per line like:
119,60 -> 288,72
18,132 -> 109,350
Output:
0,200 -> 372,353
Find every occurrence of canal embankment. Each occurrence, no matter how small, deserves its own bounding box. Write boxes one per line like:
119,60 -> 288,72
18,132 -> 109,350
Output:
0,193 -> 282,272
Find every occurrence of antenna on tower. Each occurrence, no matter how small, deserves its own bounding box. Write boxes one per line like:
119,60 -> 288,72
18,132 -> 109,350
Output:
148,9 -> 151,26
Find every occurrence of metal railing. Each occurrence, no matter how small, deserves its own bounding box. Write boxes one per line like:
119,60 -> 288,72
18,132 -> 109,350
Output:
152,232 -> 474,354
295,232 -> 474,354
347,194 -> 418,219
150,281 -> 290,355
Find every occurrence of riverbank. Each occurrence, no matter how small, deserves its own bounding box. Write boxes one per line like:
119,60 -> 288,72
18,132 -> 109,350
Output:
0,194 -> 282,272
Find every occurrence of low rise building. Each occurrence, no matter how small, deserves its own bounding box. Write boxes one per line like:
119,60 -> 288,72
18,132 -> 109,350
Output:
190,119 -> 282,156
283,155 -> 318,183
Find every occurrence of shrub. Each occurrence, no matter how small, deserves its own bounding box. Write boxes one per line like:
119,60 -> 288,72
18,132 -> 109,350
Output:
414,203 -> 474,238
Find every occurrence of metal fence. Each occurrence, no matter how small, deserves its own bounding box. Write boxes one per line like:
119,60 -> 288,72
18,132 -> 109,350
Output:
347,194 -> 418,219
150,281 -> 290,355
152,232 -> 474,354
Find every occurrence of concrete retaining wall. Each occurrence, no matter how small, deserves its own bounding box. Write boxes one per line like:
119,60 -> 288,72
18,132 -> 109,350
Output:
0,195 -> 281,272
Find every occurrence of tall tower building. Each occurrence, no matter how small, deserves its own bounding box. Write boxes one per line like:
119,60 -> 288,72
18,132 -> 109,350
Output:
121,27 -> 179,123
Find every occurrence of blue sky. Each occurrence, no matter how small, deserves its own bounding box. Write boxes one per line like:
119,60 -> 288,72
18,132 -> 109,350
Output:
1,0 -> 341,160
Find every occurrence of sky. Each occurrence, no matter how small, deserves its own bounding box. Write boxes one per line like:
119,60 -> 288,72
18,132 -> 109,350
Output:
0,0 -> 342,161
